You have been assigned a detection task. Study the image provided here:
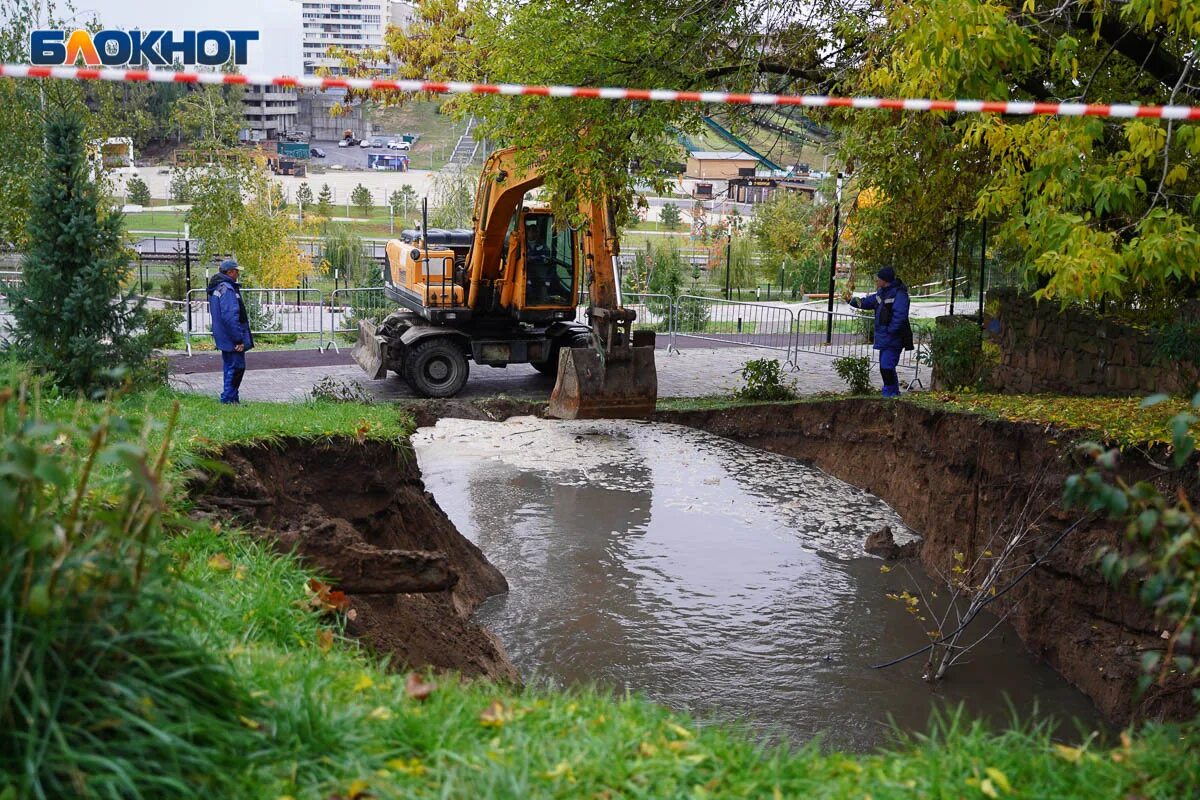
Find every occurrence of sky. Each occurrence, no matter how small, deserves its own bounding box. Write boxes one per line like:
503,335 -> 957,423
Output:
60,0 -> 303,74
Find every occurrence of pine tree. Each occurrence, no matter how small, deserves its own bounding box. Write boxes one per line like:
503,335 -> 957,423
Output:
296,182 -> 314,209
9,108 -> 149,392
317,183 -> 333,219
126,175 -> 151,206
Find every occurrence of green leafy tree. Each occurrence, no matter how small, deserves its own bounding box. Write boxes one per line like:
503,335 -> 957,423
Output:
429,169 -> 477,228
350,184 -> 373,217
751,190 -> 831,294
317,183 -> 334,219
126,175 -> 152,207
834,0 -> 1200,308
389,185 -> 418,220
321,225 -> 371,286
659,202 -> 681,230
168,170 -> 192,203
8,108 -> 149,392
171,81 -> 245,147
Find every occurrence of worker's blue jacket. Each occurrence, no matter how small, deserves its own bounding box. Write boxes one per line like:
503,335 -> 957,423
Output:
848,280 -> 911,351
206,272 -> 254,353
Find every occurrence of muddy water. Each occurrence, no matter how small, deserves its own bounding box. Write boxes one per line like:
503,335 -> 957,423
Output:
413,417 -> 1103,750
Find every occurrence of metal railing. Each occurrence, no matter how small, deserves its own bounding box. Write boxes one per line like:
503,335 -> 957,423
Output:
672,295 -> 796,362
329,287 -> 388,333
185,288 -> 326,355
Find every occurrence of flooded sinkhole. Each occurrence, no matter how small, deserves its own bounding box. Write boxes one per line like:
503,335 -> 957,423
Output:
413,417 -> 1103,750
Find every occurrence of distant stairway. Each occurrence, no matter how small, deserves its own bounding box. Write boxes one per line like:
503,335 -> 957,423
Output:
447,116 -> 480,168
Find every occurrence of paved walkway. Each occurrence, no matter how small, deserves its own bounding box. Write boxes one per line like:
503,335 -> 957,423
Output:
168,345 -> 910,403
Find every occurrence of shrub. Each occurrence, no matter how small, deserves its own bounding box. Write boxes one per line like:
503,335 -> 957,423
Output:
925,319 -> 989,389
308,375 -> 374,403
734,358 -> 797,401
1153,318 -> 1200,394
833,355 -> 873,394
159,261 -> 191,300
145,307 -> 184,350
0,381 -> 254,797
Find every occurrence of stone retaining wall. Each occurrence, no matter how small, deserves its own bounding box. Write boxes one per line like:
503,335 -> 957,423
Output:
989,287 -> 1194,395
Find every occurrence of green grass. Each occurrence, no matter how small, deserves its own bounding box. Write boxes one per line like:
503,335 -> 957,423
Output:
369,100 -> 467,171
6,358 -> 1200,798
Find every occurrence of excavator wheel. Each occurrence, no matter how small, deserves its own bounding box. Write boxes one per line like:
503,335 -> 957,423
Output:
404,338 -> 470,398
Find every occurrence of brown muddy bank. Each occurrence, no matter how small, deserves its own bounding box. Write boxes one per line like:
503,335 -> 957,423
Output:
656,399 -> 1199,725
191,438 -> 518,683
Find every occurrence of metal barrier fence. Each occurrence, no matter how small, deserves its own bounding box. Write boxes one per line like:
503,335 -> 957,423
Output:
575,292 -> 674,337
329,287 -> 389,334
185,288 -> 326,355
790,304 -> 929,387
672,295 -> 797,363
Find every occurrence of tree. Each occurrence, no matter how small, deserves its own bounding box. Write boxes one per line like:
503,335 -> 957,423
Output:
321,225 -> 371,286
171,81 -> 245,147
429,168 -> 477,228
182,153 -> 314,288
126,175 -> 152,207
296,182 -> 315,213
168,170 -> 192,203
317,184 -> 334,220
350,184 -> 373,217
8,107 -> 149,392
833,0 -> 1200,308
751,190 -> 830,294
389,185 -> 418,221
659,202 -> 681,230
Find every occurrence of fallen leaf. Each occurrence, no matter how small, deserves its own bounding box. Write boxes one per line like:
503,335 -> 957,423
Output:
385,758 -> 426,776
317,629 -> 334,652
1054,744 -> 1083,763
984,767 -> 1010,793
638,741 -> 658,758
347,608 -> 358,621
353,674 -> 375,693
208,553 -> 232,571
981,778 -> 999,799
480,700 -> 508,727
666,722 -> 693,739
367,706 -> 393,721
405,672 -> 436,701
238,715 -> 261,730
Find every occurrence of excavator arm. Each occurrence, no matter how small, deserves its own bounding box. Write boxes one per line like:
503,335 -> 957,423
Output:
547,196 -> 658,419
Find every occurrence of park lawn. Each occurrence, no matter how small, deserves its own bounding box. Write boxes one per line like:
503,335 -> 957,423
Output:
6,357 -> 1199,798
370,99 -> 468,172
124,208 -> 189,234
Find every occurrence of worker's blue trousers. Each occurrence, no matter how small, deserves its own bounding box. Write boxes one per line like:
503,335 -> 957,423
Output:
879,347 -> 901,398
220,350 -> 246,404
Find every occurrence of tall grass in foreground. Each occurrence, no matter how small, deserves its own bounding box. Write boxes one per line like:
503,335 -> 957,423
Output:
0,381 -> 257,798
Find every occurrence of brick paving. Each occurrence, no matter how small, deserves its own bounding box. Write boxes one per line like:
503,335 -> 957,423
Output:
168,345 -> 917,403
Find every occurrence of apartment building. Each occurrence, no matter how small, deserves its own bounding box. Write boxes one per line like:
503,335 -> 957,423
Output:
295,0 -> 387,75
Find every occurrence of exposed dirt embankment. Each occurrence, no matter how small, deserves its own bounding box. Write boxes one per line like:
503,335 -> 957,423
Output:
192,438 -> 518,683
658,400 -> 1199,725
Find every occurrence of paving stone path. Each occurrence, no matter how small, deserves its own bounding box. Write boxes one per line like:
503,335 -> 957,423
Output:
168,344 -> 922,403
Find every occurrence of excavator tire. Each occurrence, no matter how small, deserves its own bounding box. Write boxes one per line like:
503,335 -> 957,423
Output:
404,338 -> 470,398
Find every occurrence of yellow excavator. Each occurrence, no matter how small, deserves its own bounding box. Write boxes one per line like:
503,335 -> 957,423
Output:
352,147 -> 657,419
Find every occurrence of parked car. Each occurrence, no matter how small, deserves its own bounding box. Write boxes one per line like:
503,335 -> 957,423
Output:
311,147 -> 327,158
337,138 -> 353,148
386,140 -> 411,151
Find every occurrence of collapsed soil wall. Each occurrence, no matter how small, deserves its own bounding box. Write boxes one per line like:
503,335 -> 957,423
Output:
658,400 -> 1198,725
192,438 -> 518,683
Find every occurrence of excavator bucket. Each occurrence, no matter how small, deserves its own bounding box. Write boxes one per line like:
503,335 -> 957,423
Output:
352,319 -> 388,380
548,346 -> 658,419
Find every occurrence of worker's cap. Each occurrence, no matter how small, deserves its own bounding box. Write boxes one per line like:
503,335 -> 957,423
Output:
876,266 -> 896,283
219,259 -> 241,274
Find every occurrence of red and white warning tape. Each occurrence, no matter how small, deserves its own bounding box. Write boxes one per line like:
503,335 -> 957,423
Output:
3,63 -> 1199,120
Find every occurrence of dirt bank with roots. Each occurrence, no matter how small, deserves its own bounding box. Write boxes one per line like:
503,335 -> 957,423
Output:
656,399 -> 1199,726
191,437 -> 519,683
